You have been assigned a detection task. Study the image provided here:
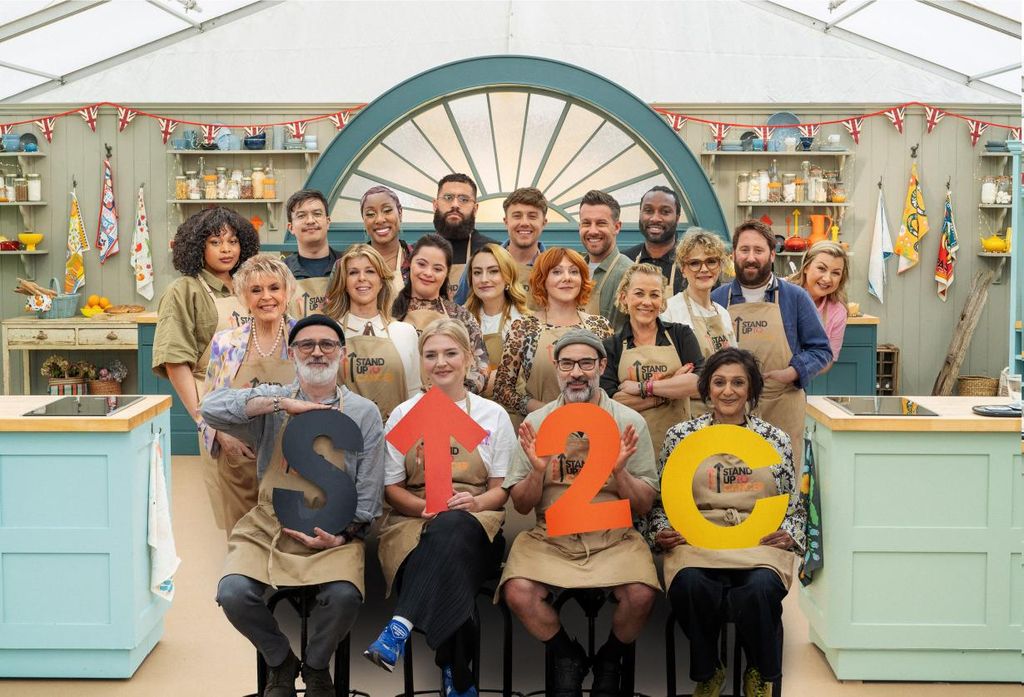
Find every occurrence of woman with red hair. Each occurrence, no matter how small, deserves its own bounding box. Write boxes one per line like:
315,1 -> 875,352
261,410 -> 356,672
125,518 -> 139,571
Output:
493,247 -> 612,417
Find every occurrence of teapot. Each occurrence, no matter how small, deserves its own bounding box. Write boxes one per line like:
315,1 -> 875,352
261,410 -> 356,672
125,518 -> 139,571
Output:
980,227 -> 1011,253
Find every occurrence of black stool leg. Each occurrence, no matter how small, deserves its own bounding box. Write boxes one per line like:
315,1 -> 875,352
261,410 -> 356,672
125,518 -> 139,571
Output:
664,614 -> 676,697
403,631 -> 415,697
335,633 -> 350,697
500,600 -> 513,697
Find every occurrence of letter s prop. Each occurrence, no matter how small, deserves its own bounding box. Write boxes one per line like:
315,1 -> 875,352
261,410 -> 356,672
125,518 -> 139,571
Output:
276,409 -> 361,536
661,424 -> 788,549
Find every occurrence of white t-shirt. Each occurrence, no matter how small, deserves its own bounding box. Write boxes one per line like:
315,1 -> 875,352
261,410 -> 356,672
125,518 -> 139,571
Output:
342,314 -> 422,398
383,391 -> 516,485
479,306 -> 523,338
740,275 -> 774,304
661,292 -> 737,346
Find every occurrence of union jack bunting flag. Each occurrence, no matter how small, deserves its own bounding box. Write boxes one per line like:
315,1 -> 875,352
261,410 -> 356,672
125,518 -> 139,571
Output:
753,125 -> 774,150
34,117 -> 56,142
662,112 -> 687,132
157,118 -> 179,144
202,124 -> 218,145
842,118 -> 863,144
116,107 -> 138,132
1007,126 -> 1020,141
883,107 -> 905,134
328,111 -> 353,130
244,126 -> 265,137
0,124 -> 11,135
966,120 -> 988,147
708,122 -> 730,145
77,106 -> 99,132
287,120 -> 308,139
798,124 -> 820,139
924,106 -> 945,134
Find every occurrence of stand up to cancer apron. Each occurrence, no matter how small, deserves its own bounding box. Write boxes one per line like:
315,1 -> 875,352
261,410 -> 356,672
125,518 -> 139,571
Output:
684,292 -> 732,417
223,388 -> 364,593
376,398 -> 503,596
497,428 -> 659,595
290,276 -> 330,318
342,316 -> 407,422
195,280 -> 251,531
662,451 -> 795,589
727,294 -> 807,471
617,334 -> 690,455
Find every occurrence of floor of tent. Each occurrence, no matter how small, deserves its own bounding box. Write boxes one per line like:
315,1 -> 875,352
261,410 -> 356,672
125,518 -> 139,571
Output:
3,454 -> 1018,697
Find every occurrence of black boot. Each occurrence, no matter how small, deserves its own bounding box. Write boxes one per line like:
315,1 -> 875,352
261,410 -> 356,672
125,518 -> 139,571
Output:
300,661 -> 335,697
264,650 -> 300,697
589,646 -> 622,697
548,638 -> 590,697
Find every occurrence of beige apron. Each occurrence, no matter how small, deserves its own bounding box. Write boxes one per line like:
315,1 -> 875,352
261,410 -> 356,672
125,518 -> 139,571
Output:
290,276 -> 330,318
616,333 -> 689,456
341,316 -> 407,422
405,300 -> 451,334
446,238 -> 472,301
482,317 -> 523,430
497,428 -> 659,595
684,292 -> 732,417
388,246 -> 406,299
584,252 -> 628,317
223,387 -> 365,593
195,278 -> 251,530
727,293 -> 806,471
377,398 -> 504,596
633,249 -> 677,292
524,312 -> 586,407
662,451 -> 795,589
214,351 -> 296,535
514,258 -> 541,311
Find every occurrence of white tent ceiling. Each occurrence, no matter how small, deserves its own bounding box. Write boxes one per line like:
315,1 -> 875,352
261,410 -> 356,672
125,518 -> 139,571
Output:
1,0 -> 1020,105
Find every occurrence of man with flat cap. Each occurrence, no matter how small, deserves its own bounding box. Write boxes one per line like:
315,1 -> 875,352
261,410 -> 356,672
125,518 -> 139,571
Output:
498,328 -> 660,697
201,314 -> 385,697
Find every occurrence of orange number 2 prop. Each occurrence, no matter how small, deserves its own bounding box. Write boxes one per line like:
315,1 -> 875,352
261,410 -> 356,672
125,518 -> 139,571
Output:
537,403 -> 633,537
386,387 -> 488,515
661,424 -> 788,549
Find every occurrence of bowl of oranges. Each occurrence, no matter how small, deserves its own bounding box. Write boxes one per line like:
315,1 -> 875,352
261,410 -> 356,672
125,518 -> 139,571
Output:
81,294 -> 111,317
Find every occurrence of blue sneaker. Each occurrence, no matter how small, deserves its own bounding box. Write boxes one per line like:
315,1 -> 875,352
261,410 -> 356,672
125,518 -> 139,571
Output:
363,619 -> 409,672
442,665 -> 479,697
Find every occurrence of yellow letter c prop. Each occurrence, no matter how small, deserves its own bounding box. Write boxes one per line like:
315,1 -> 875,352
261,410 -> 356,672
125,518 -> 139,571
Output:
661,424 -> 789,549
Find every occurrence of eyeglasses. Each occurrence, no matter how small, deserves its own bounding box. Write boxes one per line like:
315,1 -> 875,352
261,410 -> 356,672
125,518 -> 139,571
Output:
292,210 -> 326,222
555,358 -> 599,372
291,339 -> 342,354
440,193 -> 475,206
684,257 -> 721,272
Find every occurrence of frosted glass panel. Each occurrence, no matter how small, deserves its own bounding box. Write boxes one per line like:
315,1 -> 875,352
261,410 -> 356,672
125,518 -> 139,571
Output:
489,92 -> 529,192
546,123 -> 640,202
448,94 -> 500,195
535,105 -> 604,192
517,94 -> 566,190
383,121 -> 452,183
414,105 -> 474,180
552,146 -> 659,205
358,147 -> 439,194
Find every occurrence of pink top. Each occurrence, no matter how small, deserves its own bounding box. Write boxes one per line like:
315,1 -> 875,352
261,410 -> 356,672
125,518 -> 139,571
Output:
816,297 -> 848,361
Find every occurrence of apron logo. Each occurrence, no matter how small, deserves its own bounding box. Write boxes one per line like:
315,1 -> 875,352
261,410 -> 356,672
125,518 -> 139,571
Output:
632,360 -> 669,381
709,463 -> 765,493
711,334 -> 729,351
552,432 -> 589,482
348,351 -> 387,376
233,311 -> 253,327
733,315 -> 768,337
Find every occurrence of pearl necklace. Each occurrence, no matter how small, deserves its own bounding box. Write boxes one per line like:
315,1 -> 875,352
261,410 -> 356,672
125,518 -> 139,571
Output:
252,316 -> 285,358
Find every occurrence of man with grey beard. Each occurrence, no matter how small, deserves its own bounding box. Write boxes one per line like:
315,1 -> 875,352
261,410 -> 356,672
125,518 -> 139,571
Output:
498,329 -> 660,697
201,314 -> 384,697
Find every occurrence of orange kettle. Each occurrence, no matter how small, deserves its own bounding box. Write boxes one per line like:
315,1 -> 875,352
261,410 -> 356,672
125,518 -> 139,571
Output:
808,214 -> 832,245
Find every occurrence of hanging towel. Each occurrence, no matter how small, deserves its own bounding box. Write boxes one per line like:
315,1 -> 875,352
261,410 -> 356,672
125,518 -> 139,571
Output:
934,190 -> 959,301
148,433 -> 180,601
131,186 -> 154,300
894,162 -> 929,274
64,191 -> 89,294
867,186 -> 893,303
798,432 -> 823,586
95,158 -> 119,264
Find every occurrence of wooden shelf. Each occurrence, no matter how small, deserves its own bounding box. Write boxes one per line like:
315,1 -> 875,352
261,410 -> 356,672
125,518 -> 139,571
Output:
0,250 -> 47,255
979,151 -> 1011,157
978,203 -> 1011,209
168,199 -> 283,204
702,150 -> 853,156
0,201 -> 45,206
0,152 -> 45,158
776,250 -> 855,256
977,252 -> 1011,257
739,202 -> 850,207
167,150 -> 320,155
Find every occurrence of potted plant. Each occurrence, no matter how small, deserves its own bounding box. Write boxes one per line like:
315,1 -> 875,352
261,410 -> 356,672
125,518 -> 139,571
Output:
41,355 -> 92,395
88,359 -> 128,395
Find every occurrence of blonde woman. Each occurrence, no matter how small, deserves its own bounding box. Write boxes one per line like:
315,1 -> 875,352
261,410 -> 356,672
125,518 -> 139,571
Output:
323,244 -> 420,421
464,243 -> 530,400
367,318 -> 515,697
662,228 -> 736,357
788,241 -> 850,362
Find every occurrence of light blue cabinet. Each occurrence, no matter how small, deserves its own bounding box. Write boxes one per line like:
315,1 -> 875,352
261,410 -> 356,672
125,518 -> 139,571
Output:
137,320 -> 198,456
0,396 -> 172,677
806,320 -> 878,396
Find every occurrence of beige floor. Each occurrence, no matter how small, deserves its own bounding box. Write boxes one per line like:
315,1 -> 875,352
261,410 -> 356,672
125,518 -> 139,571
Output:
1,455 -> 1018,696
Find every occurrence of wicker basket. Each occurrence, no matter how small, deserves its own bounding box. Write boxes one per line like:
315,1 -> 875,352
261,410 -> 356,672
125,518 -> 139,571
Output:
87,379 -> 122,395
37,278 -> 80,320
48,377 -> 86,396
956,375 -> 999,396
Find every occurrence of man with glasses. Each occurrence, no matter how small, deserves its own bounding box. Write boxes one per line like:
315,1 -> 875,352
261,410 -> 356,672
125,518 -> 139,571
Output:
624,186 -> 686,295
202,314 -> 385,697
499,329 -> 660,697
433,173 -> 498,300
284,189 -> 339,317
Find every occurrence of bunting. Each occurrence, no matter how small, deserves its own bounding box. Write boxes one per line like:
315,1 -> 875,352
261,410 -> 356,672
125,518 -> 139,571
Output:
708,122 -> 730,146
894,162 -> 929,274
77,106 -> 99,132
327,111 -> 352,130
966,119 -> 988,147
842,118 -> 864,144
202,124 -> 218,145
1007,126 -> 1020,141
883,107 -> 905,134
34,117 -> 56,142
116,107 -> 138,132
934,190 -> 959,302
157,117 -> 179,144
287,120 -> 308,139
924,106 -> 945,134
798,124 -> 820,139
0,124 -> 11,135
662,112 -> 688,132
244,126 -> 265,137
753,125 -> 774,150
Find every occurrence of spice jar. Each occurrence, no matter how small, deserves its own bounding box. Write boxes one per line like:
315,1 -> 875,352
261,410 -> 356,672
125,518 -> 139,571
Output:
241,176 -> 254,199
757,169 -> 769,202
174,175 -> 188,200
215,167 -> 228,200
14,177 -> 27,202
795,177 -> 805,203
26,173 -> 41,202
262,175 -> 277,200
186,171 -> 201,200
829,179 -> 847,203
995,175 -> 1011,204
808,165 -> 825,203
251,166 -> 265,199
203,174 -> 217,200
737,172 -> 750,202
227,178 -> 241,200
767,180 -> 782,203
782,173 -> 796,203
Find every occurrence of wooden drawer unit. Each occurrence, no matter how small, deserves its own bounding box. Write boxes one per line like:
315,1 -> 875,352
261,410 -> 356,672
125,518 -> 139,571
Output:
78,327 -> 137,347
5,327 -> 77,346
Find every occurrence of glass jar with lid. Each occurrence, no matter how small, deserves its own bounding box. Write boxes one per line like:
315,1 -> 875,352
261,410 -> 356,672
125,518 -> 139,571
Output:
215,167 -> 228,200
186,171 -> 201,200
174,175 -> 188,200
767,180 -> 782,203
26,173 -> 41,202
203,174 -> 217,200
808,165 -> 825,203
757,169 -> 770,202
737,172 -> 750,202
251,166 -> 266,199
14,177 -> 27,202
828,179 -> 847,203
262,175 -> 277,200
782,173 -> 796,203
995,175 -> 1011,204
240,176 -> 254,199
980,175 -> 997,204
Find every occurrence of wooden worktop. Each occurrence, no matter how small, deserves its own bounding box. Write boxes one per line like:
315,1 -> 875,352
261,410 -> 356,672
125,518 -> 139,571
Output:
0,395 -> 171,432
807,395 -> 1018,433
846,314 -> 878,325
134,312 -> 158,324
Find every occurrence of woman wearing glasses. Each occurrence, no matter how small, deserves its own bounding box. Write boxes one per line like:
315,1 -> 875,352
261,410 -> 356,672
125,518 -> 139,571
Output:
323,244 -> 421,422
662,228 -> 736,416
600,263 -> 704,454
493,247 -> 612,418
361,185 -> 413,299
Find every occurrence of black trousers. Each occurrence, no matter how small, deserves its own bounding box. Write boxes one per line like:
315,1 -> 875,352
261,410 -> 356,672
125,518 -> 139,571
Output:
668,567 -> 787,682
394,510 -> 504,688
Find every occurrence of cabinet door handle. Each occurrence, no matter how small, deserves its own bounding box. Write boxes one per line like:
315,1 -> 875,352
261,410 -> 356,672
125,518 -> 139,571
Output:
106,331 -> 119,341
35,331 -> 47,340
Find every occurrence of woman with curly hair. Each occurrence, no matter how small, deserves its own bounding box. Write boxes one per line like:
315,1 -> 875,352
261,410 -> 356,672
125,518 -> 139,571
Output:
152,207 -> 259,530
493,247 -> 612,418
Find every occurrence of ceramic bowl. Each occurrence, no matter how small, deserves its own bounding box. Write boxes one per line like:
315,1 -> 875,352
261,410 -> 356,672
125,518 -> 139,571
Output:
751,138 -> 764,150
243,135 -> 267,150
18,232 -> 43,251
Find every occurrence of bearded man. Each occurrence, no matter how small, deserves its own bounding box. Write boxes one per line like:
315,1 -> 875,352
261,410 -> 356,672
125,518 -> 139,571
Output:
432,173 -> 498,299
623,186 -> 685,295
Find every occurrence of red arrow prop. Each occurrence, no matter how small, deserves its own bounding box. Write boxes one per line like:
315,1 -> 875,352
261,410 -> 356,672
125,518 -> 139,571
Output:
385,387 -> 488,514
